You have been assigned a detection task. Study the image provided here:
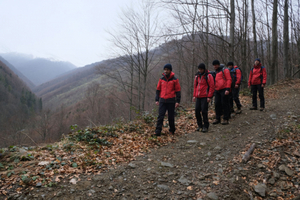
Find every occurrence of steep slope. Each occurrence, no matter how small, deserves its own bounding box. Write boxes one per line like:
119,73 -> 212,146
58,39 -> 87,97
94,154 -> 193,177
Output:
33,61 -> 106,109
0,56 -> 36,89
0,60 -> 40,135
0,53 -> 77,86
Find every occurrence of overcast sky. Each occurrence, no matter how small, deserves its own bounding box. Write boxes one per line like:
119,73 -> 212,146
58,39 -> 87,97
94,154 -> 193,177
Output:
0,0 -> 137,67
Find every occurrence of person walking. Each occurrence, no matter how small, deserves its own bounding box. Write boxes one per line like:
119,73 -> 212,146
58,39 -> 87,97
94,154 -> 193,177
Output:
193,63 -> 215,132
248,58 -> 267,111
212,60 -> 232,125
227,62 -> 243,114
154,64 -> 181,136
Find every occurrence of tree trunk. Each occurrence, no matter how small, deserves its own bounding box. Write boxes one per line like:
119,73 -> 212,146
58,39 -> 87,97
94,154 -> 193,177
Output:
270,0 -> 278,84
229,0 -> 235,61
283,0 -> 290,78
205,0 -> 209,67
251,0 -> 258,58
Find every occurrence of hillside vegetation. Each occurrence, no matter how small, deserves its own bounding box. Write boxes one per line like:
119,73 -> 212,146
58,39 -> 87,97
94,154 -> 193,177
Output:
0,60 -> 41,147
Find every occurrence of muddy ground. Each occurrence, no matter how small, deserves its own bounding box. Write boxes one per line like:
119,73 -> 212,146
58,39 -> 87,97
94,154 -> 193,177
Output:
4,80 -> 300,200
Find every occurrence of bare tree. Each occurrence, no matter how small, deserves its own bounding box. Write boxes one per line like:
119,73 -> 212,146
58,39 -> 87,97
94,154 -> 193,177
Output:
283,0 -> 290,78
270,0 -> 278,84
251,0 -> 258,58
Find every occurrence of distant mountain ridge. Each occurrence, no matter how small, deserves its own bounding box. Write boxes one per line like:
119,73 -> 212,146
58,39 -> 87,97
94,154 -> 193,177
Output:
33,61 -> 105,109
0,56 -> 36,89
0,53 -> 77,86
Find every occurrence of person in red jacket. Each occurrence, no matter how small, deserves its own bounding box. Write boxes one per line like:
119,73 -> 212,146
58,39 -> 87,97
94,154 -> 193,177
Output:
227,62 -> 242,114
248,58 -> 267,111
212,60 -> 232,125
192,63 -> 215,132
154,64 -> 181,136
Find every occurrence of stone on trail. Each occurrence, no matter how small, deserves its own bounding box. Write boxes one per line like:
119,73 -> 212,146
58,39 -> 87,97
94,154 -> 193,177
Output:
270,114 -> 277,120
214,146 -> 221,150
268,177 -> 276,185
161,162 -> 174,168
178,176 -> 190,185
157,184 -> 169,191
187,140 -> 198,144
199,142 -> 206,146
207,192 -> 218,200
128,162 -> 136,169
36,182 -> 42,187
278,165 -> 294,176
279,165 -> 286,171
253,183 -> 267,197
285,167 -> 294,176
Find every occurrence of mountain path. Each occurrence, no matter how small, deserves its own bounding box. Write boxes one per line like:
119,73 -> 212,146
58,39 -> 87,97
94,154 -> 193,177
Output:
7,81 -> 300,200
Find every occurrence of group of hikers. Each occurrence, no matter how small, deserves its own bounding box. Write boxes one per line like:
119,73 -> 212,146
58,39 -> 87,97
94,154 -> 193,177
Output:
153,58 -> 267,136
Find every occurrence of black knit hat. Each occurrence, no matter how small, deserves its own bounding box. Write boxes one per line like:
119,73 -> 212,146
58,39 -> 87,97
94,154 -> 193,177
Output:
198,63 -> 206,70
212,60 -> 220,66
255,58 -> 261,63
163,63 -> 172,71
227,61 -> 234,66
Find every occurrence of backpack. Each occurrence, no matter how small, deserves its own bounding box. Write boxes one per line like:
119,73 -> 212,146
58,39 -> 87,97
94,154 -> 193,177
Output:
229,68 -> 237,88
251,66 -> 265,84
235,67 -> 243,82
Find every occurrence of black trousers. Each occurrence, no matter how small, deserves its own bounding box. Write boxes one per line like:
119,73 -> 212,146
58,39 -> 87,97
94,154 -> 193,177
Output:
195,98 -> 209,128
251,84 -> 265,108
155,102 -> 175,134
215,89 -> 230,121
230,86 -> 242,111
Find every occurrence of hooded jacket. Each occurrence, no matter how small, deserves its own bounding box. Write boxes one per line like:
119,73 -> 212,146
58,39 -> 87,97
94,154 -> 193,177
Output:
248,63 -> 267,86
215,66 -> 232,91
193,71 -> 215,98
155,72 -> 181,103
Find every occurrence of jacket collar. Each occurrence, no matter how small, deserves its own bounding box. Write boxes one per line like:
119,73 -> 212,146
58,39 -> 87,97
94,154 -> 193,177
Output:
254,63 -> 262,69
163,71 -> 175,80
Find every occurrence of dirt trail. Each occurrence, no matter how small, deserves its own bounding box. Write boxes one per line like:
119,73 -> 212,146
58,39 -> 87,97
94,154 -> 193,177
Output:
5,80 -> 300,200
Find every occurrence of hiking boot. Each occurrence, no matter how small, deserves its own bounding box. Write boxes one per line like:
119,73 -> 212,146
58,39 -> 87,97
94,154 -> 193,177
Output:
169,131 -> 174,135
259,108 -> 264,111
250,107 -> 257,110
196,126 -> 203,131
236,108 -> 242,114
201,127 -> 208,133
221,119 -> 229,125
152,133 -> 161,137
212,119 -> 220,124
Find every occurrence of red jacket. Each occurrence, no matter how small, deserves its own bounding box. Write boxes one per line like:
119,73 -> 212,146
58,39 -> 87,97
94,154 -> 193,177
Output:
193,72 -> 215,98
155,72 -> 181,103
234,66 -> 242,85
215,67 -> 232,91
248,63 -> 267,86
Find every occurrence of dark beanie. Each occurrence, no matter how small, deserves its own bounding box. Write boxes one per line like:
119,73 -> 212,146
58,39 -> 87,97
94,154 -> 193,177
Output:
255,58 -> 261,63
163,63 -> 172,71
227,61 -> 234,66
198,63 -> 206,70
212,60 -> 220,65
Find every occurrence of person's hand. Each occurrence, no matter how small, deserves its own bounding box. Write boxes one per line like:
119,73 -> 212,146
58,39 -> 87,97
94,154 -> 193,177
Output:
261,84 -> 265,88
207,98 -> 211,103
175,103 -> 180,108
225,90 -> 229,95
155,101 -> 159,106
235,84 -> 239,88
192,97 -> 196,102
248,85 -> 250,89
